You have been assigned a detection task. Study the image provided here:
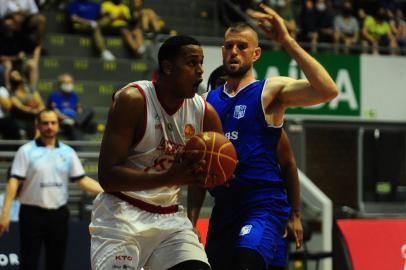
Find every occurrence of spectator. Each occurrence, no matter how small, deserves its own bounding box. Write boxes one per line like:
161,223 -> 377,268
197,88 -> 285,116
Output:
362,7 -> 398,54
315,0 -> 335,49
0,0 -> 46,47
99,0 -> 146,57
389,9 -> 406,52
0,17 -> 41,89
9,69 -> 44,139
68,0 -> 116,61
0,109 -> 103,270
47,73 -> 95,140
334,2 -> 359,53
132,0 -> 164,36
300,0 -> 319,52
262,0 -> 298,44
0,86 -> 21,141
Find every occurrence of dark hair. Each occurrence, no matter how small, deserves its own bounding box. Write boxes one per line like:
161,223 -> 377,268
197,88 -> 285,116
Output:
207,65 -> 227,91
157,35 -> 201,72
36,109 -> 57,122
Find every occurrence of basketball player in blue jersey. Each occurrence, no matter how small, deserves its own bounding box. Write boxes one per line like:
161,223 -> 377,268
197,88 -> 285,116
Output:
205,66 -> 303,270
188,4 -> 338,270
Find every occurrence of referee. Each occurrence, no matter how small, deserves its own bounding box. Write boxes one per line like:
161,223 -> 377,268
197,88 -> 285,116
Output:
0,109 -> 103,270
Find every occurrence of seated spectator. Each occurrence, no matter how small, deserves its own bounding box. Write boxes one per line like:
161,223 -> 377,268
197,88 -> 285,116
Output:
68,0 -> 116,60
362,7 -> 398,54
389,9 -> 406,52
333,2 -> 359,53
47,73 -> 95,140
0,86 -> 21,141
132,0 -> 164,36
9,69 -> 44,139
0,0 -> 46,48
0,17 -> 41,89
99,0 -> 145,57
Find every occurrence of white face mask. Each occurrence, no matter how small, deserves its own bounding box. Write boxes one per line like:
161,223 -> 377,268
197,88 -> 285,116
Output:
316,3 -> 326,11
61,83 -> 74,93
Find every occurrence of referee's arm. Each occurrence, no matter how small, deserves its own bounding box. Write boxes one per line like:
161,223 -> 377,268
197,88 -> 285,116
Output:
76,176 -> 104,194
0,178 -> 21,236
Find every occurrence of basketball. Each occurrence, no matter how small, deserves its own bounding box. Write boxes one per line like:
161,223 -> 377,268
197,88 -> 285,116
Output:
184,131 -> 238,188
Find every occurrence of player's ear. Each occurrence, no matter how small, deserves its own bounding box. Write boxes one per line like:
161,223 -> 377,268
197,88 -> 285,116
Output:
253,47 -> 261,62
162,60 -> 172,75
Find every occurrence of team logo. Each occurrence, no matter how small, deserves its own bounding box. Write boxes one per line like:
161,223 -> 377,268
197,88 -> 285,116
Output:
184,124 -> 196,139
239,224 -> 252,236
166,123 -> 173,131
233,105 -> 247,119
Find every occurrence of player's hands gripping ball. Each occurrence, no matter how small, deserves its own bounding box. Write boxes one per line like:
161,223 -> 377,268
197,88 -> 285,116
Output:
184,131 -> 237,188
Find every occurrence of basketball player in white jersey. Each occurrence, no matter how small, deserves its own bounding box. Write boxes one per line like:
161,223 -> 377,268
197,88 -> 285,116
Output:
89,35 -> 223,270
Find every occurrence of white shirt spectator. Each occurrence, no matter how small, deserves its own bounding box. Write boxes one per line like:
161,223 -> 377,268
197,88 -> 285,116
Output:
0,0 -> 39,18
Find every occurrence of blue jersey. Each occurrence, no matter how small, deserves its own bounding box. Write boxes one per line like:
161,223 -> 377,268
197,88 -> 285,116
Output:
206,80 -> 291,269
207,80 -> 283,184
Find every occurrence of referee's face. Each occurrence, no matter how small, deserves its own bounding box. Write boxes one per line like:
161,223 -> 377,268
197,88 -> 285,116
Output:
38,111 -> 59,139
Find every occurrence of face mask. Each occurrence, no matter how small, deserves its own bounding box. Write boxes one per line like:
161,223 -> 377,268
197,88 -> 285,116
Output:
316,3 -> 326,11
61,83 -> 74,93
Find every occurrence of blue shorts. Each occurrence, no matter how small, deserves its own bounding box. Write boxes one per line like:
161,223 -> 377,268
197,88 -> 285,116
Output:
206,180 -> 291,269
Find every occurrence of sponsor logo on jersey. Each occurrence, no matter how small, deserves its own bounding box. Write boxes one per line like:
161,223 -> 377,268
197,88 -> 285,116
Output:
225,131 -> 238,140
184,124 -> 196,139
233,105 -> 247,119
239,224 -> 253,236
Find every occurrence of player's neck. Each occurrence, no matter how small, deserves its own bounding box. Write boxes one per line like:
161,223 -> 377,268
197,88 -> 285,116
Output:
155,80 -> 184,111
226,75 -> 256,95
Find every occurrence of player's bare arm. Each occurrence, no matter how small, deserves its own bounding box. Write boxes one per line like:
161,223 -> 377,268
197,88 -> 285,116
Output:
277,130 -> 303,249
250,4 -> 338,111
188,103 -> 223,227
98,87 -> 206,192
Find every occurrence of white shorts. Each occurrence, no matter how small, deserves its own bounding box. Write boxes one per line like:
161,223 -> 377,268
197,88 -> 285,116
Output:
89,193 -> 209,270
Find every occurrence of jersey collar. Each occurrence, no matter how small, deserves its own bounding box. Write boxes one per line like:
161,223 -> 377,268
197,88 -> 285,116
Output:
35,138 -> 60,148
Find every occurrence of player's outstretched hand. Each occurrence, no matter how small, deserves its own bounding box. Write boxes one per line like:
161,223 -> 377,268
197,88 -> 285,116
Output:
248,3 -> 291,44
166,151 -> 208,186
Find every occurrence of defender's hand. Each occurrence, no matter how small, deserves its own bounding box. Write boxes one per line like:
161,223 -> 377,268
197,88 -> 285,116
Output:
248,3 -> 291,44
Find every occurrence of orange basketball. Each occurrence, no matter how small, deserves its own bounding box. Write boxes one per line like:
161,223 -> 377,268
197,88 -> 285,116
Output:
184,131 -> 237,188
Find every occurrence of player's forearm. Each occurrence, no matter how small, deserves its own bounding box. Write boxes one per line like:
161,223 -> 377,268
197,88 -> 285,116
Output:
283,166 -> 301,216
187,185 -> 206,227
282,38 -> 338,101
98,166 -> 168,192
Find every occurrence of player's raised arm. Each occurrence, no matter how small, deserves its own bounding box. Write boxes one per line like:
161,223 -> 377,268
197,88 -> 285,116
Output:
250,4 -> 338,108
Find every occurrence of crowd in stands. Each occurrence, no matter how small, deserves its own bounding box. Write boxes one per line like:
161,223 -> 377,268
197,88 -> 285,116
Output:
222,0 -> 406,54
0,0 -> 170,141
0,0 -> 405,141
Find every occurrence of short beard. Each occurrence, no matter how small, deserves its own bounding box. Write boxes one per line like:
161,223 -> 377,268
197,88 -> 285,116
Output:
224,64 -> 250,78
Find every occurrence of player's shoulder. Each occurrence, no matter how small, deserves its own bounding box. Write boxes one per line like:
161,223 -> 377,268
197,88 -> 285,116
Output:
113,80 -> 152,103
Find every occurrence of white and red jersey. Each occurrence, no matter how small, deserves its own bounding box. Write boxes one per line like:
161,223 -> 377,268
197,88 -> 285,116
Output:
114,80 -> 206,206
